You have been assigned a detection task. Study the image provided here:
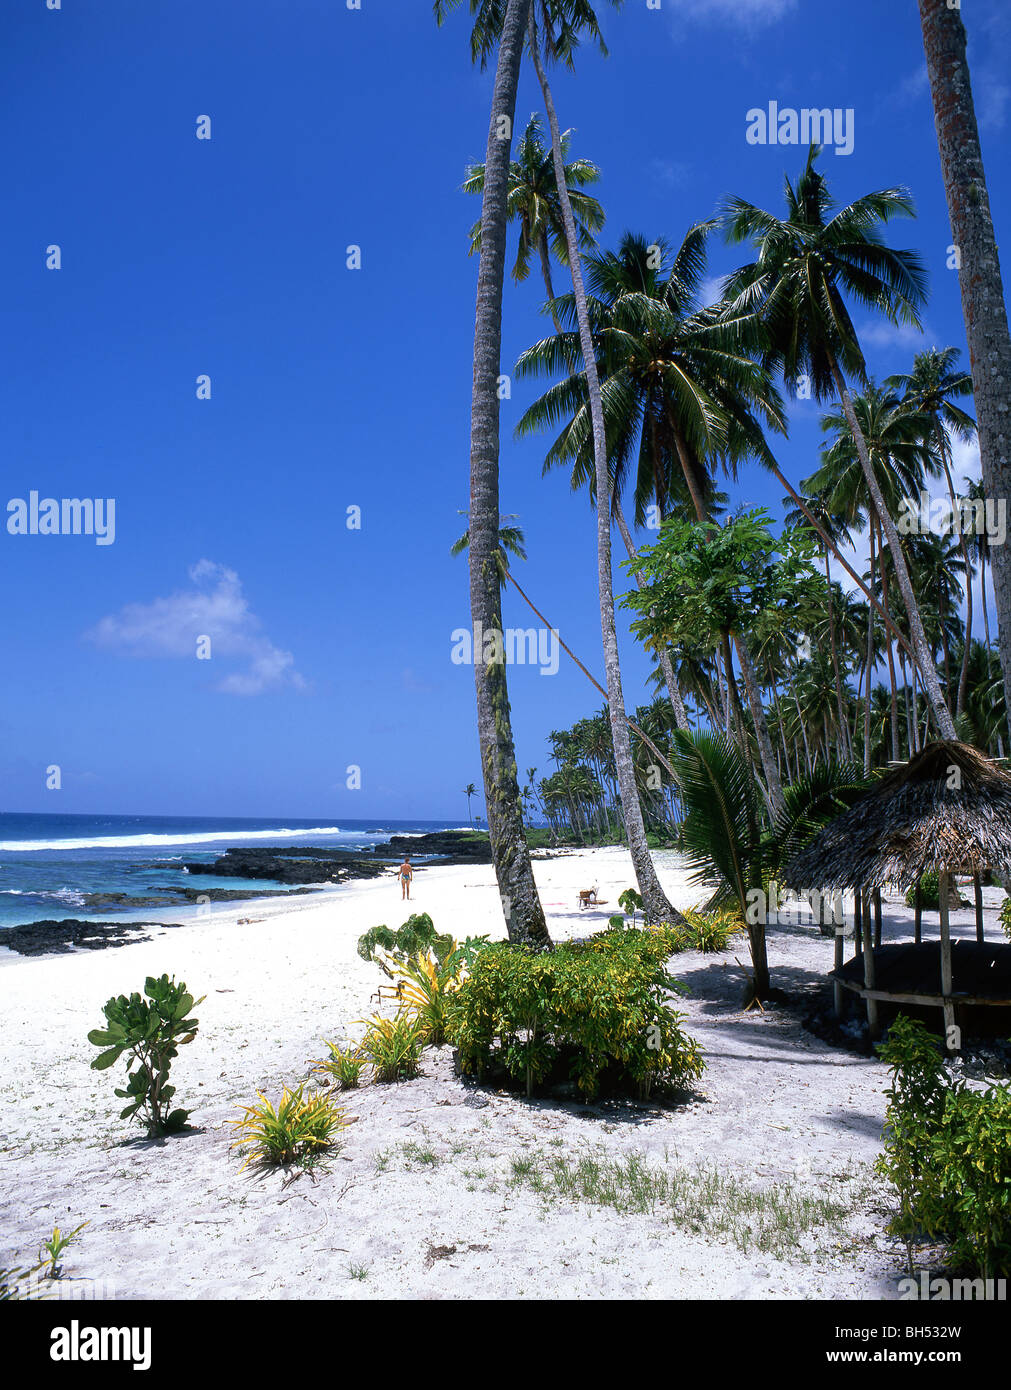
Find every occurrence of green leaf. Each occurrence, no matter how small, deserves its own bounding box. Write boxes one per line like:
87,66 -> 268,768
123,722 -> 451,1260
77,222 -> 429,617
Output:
91,1047 -> 123,1071
87,1029 -> 118,1047
172,993 -> 194,1020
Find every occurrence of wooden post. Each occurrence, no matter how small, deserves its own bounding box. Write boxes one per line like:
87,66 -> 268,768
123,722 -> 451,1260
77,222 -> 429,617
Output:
914,880 -> 922,945
873,888 -> 883,948
862,885 -> 879,1040
833,928 -> 844,1018
854,891 -> 863,958
939,868 -> 957,1053
974,873 -> 984,944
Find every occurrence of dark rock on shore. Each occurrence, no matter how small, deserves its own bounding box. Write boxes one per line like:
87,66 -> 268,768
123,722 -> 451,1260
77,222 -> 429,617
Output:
182,848 -> 390,884
1,919 -> 182,957
181,832 -> 493,885
82,886 -> 317,911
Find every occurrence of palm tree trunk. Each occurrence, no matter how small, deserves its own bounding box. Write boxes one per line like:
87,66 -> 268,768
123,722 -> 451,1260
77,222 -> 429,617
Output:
877,524 -> 901,761
823,551 -> 851,759
733,633 -> 786,814
865,526 -> 876,776
613,495 -> 690,732
467,0 -> 549,948
537,234 -> 563,335
919,0 -> 1011,744
934,420 -> 974,717
528,23 -> 680,924
830,360 -> 957,740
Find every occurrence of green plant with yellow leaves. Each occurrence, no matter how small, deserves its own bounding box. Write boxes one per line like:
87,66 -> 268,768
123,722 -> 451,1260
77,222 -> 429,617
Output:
230,1085 -> 350,1171
39,1222 -> 89,1280
312,1040 -> 367,1090
378,947 -> 467,1046
357,1012 -> 426,1082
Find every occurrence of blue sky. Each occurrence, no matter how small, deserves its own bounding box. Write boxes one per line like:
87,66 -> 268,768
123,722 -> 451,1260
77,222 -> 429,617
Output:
2,0 -> 1009,820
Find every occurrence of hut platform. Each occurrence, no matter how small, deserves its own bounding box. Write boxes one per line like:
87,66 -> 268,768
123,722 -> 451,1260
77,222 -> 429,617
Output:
832,940 -> 1011,1008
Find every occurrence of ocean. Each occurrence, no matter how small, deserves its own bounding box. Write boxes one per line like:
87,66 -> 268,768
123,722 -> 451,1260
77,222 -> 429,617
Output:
0,813 -> 471,931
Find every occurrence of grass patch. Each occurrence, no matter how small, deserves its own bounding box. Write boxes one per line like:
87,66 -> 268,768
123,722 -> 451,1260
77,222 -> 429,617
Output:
506,1149 -> 862,1260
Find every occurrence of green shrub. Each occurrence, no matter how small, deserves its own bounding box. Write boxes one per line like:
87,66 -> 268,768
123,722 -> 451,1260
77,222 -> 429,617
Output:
876,1015 -> 1011,1278
668,905 -> 744,954
312,1040 -> 367,1089
231,1085 -> 349,1171
357,913 -> 457,974
88,974 -> 204,1135
358,1012 -> 426,1082
445,926 -> 704,1101
1000,897 -> 1011,941
904,873 -> 966,911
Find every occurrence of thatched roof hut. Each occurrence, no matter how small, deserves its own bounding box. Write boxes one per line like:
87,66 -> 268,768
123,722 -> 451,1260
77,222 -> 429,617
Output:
783,741 -> 1011,892
781,741 -> 1011,1048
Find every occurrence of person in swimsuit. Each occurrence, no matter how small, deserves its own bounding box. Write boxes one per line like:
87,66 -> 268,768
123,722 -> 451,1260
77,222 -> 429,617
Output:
399,856 -> 413,901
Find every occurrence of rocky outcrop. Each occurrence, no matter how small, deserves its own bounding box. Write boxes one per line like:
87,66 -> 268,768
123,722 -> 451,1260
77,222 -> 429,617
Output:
0,919 -> 178,956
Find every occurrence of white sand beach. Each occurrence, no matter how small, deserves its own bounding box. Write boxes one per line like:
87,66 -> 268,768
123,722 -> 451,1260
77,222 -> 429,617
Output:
2,848 -> 1003,1301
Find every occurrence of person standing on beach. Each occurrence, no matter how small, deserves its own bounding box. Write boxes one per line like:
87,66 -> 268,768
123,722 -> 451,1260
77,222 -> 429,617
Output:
399,856 -> 413,901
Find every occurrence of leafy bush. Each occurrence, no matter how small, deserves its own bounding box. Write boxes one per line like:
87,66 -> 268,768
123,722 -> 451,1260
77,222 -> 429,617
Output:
312,1040 -> 367,1090
876,1015 -> 1011,1277
357,913 -> 454,973
668,905 -> 744,954
445,926 -> 704,1101
357,1012 -> 426,1082
1000,897 -> 1011,941
617,888 -> 643,920
88,975 -> 204,1135
386,950 -> 466,1046
230,1085 -> 349,1171
904,872 -> 966,911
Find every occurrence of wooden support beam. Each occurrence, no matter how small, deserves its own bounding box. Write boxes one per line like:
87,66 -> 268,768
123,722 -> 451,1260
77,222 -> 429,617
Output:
914,880 -> 922,946
974,873 -> 984,944
939,869 -> 957,1052
862,886 -> 879,1040
834,928 -> 844,1018
873,888 -> 883,949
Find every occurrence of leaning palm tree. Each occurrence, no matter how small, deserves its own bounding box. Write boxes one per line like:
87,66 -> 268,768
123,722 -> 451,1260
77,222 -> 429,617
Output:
435,0 -> 550,947
887,347 -> 976,716
722,146 -> 957,741
520,2 -> 681,923
463,112 -> 605,331
918,0 -> 1011,738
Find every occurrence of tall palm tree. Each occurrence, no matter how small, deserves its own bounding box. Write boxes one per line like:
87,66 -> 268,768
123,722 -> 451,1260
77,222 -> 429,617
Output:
462,783 -> 478,823
965,476 -> 992,655
435,0 -> 550,947
918,0 -> 1011,739
463,112 -> 605,330
516,230 -> 788,810
521,2 -> 681,923
722,147 -> 957,741
809,383 -> 938,764
887,346 -> 976,715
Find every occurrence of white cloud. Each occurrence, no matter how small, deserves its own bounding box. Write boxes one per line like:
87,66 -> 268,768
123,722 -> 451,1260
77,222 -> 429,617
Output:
858,319 -> 929,350
699,274 -> 727,306
679,0 -> 797,25
86,560 -> 305,696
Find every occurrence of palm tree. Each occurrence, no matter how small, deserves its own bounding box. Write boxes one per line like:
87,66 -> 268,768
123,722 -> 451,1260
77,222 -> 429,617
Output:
918,0 -> 1011,738
463,112 -> 605,331
810,382 -> 938,764
516,229 -> 788,810
887,346 -> 976,715
435,0 -> 550,948
522,2 -> 680,924
462,783 -> 478,824
722,146 -> 957,741
965,477 -> 992,655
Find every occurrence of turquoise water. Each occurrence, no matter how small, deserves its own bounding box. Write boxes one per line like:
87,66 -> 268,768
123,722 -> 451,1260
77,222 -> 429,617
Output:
0,813 -> 468,929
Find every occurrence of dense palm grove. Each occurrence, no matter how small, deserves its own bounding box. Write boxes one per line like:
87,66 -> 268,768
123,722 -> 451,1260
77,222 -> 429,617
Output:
439,0 -> 1011,951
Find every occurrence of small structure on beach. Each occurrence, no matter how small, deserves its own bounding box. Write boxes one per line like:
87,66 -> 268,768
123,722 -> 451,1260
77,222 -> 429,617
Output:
783,741 -> 1011,1048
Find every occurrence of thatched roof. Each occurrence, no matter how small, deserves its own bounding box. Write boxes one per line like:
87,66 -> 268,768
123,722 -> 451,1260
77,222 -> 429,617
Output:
783,741 -> 1011,890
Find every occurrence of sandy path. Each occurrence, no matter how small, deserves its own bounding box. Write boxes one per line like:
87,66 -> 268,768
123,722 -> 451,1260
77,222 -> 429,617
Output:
4,846 -> 988,1300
